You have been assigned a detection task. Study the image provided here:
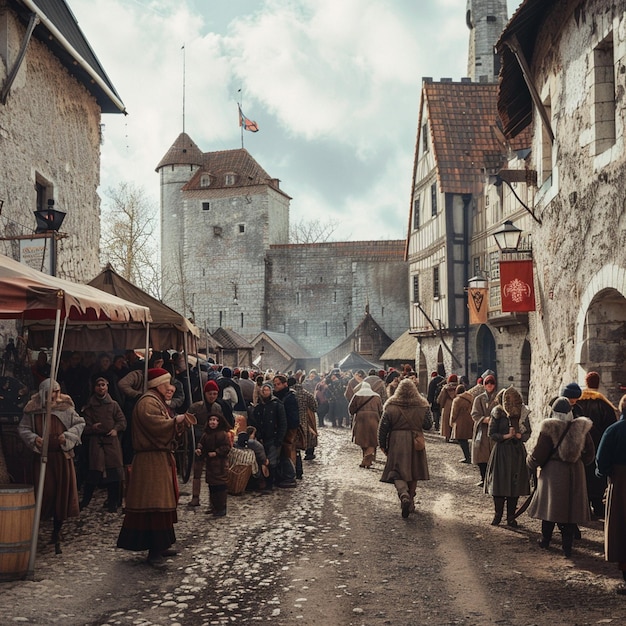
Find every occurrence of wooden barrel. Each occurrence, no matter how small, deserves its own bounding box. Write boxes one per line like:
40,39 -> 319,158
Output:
0,484 -> 35,581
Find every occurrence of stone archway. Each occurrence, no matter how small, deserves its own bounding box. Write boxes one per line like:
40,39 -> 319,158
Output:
476,324 -> 497,381
578,287 -> 626,404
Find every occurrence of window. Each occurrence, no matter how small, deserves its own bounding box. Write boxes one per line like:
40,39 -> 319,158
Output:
324,322 -> 329,337
333,291 -> 337,303
431,183 -> 437,216
225,173 -> 236,186
219,311 -> 223,326
238,224 -> 245,233
202,202 -> 210,211
540,96 -> 552,186
304,321 -> 308,337
422,123 -> 429,153
433,266 -> 440,299
296,292 -> 300,305
593,34 -> 616,155
35,175 -> 53,212
241,312 -> 244,328
412,274 -> 420,303
413,197 -> 420,230
200,175 -> 211,187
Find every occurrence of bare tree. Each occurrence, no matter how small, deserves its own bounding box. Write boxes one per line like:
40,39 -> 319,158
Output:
289,217 -> 342,243
100,182 -> 160,297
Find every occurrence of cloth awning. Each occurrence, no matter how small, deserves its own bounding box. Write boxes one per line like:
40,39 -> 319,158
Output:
0,254 -> 150,323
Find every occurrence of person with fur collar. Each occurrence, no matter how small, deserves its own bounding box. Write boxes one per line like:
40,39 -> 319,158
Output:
596,394 -> 626,594
470,374 -> 499,487
576,371 -> 618,518
19,378 -> 85,553
527,396 -> 595,557
378,379 -> 430,518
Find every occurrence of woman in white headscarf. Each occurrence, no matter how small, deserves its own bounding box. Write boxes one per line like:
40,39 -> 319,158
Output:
348,380 -> 383,468
19,378 -> 85,552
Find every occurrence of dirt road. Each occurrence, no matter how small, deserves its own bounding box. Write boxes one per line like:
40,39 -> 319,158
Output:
2,427 -> 625,625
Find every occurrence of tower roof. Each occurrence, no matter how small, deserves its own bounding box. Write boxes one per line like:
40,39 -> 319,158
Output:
182,148 -> 287,195
155,133 -> 204,170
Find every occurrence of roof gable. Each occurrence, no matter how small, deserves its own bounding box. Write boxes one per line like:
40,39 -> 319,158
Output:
212,327 -> 253,350
11,0 -> 124,113
252,331 -> 311,360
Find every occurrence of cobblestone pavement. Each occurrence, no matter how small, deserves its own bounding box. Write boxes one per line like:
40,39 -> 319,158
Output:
3,427 -> 626,626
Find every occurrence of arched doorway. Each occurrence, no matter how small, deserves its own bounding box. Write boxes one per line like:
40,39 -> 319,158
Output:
579,288 -> 626,405
476,324 -> 497,382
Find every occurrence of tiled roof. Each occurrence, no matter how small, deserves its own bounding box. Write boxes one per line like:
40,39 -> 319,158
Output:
252,331 -> 311,359
11,0 -> 124,113
423,81 -> 509,194
379,329 -> 416,361
270,240 -> 406,259
156,133 -> 204,170
211,327 -> 253,350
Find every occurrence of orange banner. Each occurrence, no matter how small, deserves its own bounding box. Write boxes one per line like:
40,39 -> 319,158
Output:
500,259 -> 535,312
468,287 -> 488,324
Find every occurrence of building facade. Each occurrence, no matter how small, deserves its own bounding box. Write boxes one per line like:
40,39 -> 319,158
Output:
0,0 -> 125,281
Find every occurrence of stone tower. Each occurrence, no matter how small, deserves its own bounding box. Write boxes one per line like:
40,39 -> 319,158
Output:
156,134 -> 290,338
466,0 -> 508,82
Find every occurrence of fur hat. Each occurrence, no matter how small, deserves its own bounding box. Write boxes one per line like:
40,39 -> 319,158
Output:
585,371 -> 600,390
204,380 -> 219,393
447,374 -> 458,383
483,374 -> 496,385
552,396 -> 572,415
147,368 -> 170,389
502,386 -> 523,419
261,381 -> 274,392
561,382 -> 582,399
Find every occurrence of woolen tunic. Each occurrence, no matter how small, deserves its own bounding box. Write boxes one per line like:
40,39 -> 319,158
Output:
117,390 -> 180,553
527,416 -> 595,524
437,382 -> 457,440
471,391 -> 499,464
349,391 -> 383,449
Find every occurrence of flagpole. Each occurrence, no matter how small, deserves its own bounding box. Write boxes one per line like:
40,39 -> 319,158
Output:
238,88 -> 244,148
182,44 -> 186,137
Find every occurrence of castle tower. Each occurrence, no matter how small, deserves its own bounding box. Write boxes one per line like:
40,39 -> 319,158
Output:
466,0 -> 508,82
156,136 -> 291,338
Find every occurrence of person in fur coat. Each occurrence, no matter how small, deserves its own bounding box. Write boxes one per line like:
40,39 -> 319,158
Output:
437,374 -> 458,442
378,379 -> 430,518
471,374 -> 499,486
527,396 -> 595,557
349,380 -> 383,468
19,378 -> 85,553
576,371 -> 618,518
449,384 -> 474,463
595,394 -> 626,594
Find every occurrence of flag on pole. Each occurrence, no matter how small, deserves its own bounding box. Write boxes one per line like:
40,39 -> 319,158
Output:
468,286 -> 488,324
238,105 -> 259,132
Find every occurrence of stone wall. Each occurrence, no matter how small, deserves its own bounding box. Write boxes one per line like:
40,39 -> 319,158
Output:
267,242 -> 409,357
0,8 -> 102,281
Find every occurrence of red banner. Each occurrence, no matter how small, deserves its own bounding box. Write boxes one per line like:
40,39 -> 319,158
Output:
468,287 -> 488,324
500,259 -> 535,312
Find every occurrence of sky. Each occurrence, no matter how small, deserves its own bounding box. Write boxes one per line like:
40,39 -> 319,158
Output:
69,0 -> 478,242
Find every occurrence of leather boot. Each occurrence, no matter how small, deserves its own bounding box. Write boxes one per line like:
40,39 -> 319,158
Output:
506,497 -> 519,527
188,478 -> 201,507
491,497 -> 505,525
212,489 -> 227,517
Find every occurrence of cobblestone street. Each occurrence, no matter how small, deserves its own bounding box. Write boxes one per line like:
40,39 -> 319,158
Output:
3,427 -> 626,626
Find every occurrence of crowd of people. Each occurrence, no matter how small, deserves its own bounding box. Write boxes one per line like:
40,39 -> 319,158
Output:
7,350 -> 626,591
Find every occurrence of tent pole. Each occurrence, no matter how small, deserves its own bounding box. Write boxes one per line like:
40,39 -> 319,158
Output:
26,295 -> 62,579
143,322 -> 150,392
182,333 -> 193,406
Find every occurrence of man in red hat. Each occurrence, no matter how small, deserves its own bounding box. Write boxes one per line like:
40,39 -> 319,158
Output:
116,368 -> 189,567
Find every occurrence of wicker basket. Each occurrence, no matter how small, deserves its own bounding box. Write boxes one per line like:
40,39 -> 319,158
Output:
227,464 -> 252,495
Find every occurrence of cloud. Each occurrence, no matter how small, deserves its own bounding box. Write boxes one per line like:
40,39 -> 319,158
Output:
71,0 -> 470,240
